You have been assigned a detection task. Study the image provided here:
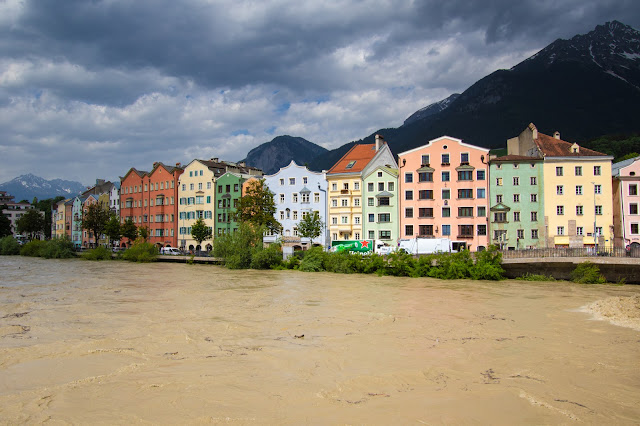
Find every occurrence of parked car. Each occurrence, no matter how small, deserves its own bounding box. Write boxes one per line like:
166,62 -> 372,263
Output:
160,247 -> 182,255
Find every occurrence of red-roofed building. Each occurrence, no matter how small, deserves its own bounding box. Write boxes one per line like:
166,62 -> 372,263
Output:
326,135 -> 397,243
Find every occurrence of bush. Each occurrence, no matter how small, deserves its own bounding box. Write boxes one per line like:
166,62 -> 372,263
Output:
470,246 -> 505,280
516,273 -> 556,281
429,250 -> 474,279
0,236 -> 20,255
81,246 -> 112,261
40,237 -> 76,259
281,254 -> 301,270
213,224 -> 263,269
121,240 -> 158,262
323,250 -> 365,274
20,240 -> 46,257
250,244 -> 283,269
298,246 -> 326,272
571,261 -> 606,284
381,251 -> 416,277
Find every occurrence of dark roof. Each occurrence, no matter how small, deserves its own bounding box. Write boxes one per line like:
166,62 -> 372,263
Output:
491,155 -> 543,162
535,132 -> 607,157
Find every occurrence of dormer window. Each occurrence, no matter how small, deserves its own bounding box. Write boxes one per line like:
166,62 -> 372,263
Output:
345,160 -> 356,169
571,143 -> 580,154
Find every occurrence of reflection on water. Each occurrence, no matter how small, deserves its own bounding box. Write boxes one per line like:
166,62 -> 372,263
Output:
1,256 -> 639,424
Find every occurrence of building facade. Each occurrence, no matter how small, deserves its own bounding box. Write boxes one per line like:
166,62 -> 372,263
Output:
398,136 -> 489,251
362,166 -> 399,245
612,155 -> 640,249
178,160 -> 216,251
263,161 -> 328,250
489,156 -> 545,249
0,191 -> 39,239
214,172 -> 245,236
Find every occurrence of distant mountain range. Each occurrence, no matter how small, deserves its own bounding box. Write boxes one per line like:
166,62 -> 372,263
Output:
248,20 -> 640,173
0,173 -> 86,203
242,135 -> 328,175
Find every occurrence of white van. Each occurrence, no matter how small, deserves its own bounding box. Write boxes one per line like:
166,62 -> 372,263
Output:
161,247 -> 181,255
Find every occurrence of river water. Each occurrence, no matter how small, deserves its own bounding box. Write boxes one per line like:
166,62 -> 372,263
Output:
0,256 -> 639,424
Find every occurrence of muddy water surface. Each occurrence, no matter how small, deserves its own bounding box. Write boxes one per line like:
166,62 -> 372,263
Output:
1,256 -> 639,424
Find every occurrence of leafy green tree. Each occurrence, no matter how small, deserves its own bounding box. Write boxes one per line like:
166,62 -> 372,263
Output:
297,211 -> 324,245
16,209 -> 45,240
81,203 -> 111,247
234,179 -> 282,234
138,226 -> 149,241
104,214 -> 122,247
191,217 -> 212,247
0,214 -> 12,238
121,218 -> 138,246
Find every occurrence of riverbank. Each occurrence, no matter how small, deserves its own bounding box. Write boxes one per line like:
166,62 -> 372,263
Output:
502,257 -> 640,283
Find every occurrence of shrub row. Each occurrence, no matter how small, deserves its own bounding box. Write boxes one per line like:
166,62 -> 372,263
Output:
15,237 -> 76,259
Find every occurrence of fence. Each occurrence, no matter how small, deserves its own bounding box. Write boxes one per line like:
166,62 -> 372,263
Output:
499,246 -> 639,259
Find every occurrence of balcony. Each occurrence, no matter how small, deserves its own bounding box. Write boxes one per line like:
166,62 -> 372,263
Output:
457,234 -> 474,239
340,189 -> 350,195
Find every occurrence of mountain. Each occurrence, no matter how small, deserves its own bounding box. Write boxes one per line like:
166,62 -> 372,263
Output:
243,135 -> 328,175
309,20 -> 640,171
0,174 -> 86,202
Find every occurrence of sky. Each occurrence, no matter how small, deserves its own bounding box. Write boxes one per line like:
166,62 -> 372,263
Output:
1,0 -> 639,185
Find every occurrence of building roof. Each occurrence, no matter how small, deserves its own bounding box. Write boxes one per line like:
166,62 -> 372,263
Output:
612,155 -> 640,176
491,154 -> 543,162
534,132 -> 607,157
327,143 -> 379,174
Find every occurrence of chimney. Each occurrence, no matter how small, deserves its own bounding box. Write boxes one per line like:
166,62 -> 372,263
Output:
96,179 -> 105,186
238,161 -> 246,167
153,162 -> 159,169
176,162 -> 181,168
375,134 -> 384,151
554,131 -> 560,140
211,157 -> 219,163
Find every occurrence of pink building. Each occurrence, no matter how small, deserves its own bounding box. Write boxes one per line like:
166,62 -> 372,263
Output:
612,155 -> 640,249
397,136 -> 489,251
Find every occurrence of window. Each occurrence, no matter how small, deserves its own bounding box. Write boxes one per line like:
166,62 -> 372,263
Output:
530,194 -> 537,202
354,216 -> 360,224
557,226 -> 565,236
181,184 -> 186,191
531,211 -> 538,221
557,205 -> 564,215
458,189 -> 473,199
630,185 -> 638,196
226,185 -> 231,193
496,178 -> 503,186
477,206 -> 486,217
354,198 -> 360,206
576,205 -> 584,215
405,172 -> 413,183
405,225 -> 414,236
494,212 -> 507,222
576,185 -> 583,195
345,161 -> 356,169
442,154 -> 450,164
594,166 -> 601,176
405,207 -> 414,218
513,177 -> 520,186
388,182 -> 394,191
419,208 -> 433,218
531,229 -> 539,239
368,182 -> 374,191
341,198 -> 348,207
207,182 -> 211,189
331,199 -> 337,207
379,230 -> 391,240
378,197 -> 390,206
458,171 -> 472,181
458,207 -> 474,217
442,171 -> 450,182
477,170 -> 485,180
442,207 -> 450,217
575,166 -> 582,176
513,194 -> 520,203
280,194 -> 285,203
190,183 -> 194,190
477,188 -> 486,199
595,205 -> 602,215
442,225 -> 450,236
419,190 -> 433,200
368,214 -> 375,222
513,211 -> 520,222
460,153 -> 469,163
631,204 -> 638,214
557,185 -> 563,195
341,216 -> 348,224
354,182 -> 360,190
517,229 -> 524,239
596,227 -> 603,236
419,225 -> 434,236
302,177 -> 308,184
343,183 -> 349,191
442,189 -> 450,199
198,182 -> 203,190
496,194 -> 503,203
293,193 -> 299,203
594,184 -> 601,194
459,225 -> 473,237
332,183 -> 337,191
530,177 -> 537,185
477,225 -> 487,236
556,167 -> 563,176
419,172 -> 434,182
378,213 -> 390,222
331,217 -> 337,224
405,190 -> 413,200
279,178 -> 284,186
631,223 -> 639,234
368,198 -> 374,206
421,155 -> 430,165
577,227 -> 584,236
314,193 -> 320,203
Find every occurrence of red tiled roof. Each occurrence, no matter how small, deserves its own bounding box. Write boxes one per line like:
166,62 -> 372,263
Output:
327,143 -> 379,174
535,132 -> 607,157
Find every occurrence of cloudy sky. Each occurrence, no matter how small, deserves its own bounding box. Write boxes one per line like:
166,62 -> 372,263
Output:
1,0 -> 638,185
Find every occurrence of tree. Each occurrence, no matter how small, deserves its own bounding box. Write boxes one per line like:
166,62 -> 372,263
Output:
104,214 -> 122,247
121,218 -> 138,246
0,214 -> 12,238
234,179 -> 282,234
138,226 -> 149,241
297,211 -> 324,245
16,209 -> 45,240
191,217 -> 212,247
81,203 -> 111,247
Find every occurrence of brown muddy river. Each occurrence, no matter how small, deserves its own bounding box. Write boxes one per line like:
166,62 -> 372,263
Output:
1,256 -> 639,424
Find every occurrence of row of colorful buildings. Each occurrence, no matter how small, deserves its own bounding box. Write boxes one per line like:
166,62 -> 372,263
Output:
50,123 -> 640,252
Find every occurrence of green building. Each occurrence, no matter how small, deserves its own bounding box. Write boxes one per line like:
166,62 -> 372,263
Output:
362,165 -> 399,246
488,155 -> 545,249
214,172 -> 245,235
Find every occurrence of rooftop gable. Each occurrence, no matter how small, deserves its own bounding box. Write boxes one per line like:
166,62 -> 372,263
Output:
327,143 -> 380,175
534,132 -> 608,157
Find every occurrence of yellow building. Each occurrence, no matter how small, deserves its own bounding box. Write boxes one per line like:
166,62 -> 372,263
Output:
54,198 -> 68,238
507,124 -> 614,248
326,135 -> 397,242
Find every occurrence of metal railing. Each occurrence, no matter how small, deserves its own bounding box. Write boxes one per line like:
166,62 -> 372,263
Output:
499,247 -> 640,259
